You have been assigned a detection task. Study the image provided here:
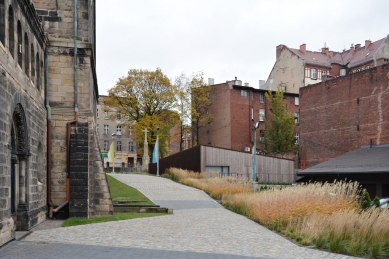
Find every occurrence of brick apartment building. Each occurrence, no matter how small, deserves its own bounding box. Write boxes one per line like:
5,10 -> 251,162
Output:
299,63 -> 389,168
266,35 -> 389,94
198,78 -> 300,154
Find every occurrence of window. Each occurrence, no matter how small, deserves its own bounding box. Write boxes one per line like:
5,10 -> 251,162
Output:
117,141 -> 121,151
129,142 -> 134,152
103,140 -> 108,151
259,130 -> 265,142
305,68 -> 310,78
30,44 -> 35,82
36,54 -> 41,90
96,124 -> 99,133
104,125 -> 109,134
260,93 -> 265,102
96,108 -> 99,118
365,66 -> 370,70
294,133 -> 300,144
322,71 -> 327,75
311,68 -> 317,79
259,109 -> 265,121
17,21 -> 22,67
104,111 -> 108,119
24,33 -> 29,76
116,125 -> 122,135
340,69 -> 346,76
129,131 -> 134,137
295,97 -> 299,106
8,6 -> 14,58
0,1 -> 5,46
241,90 -> 247,97
317,70 -> 321,79
116,112 -> 121,120
294,112 -> 299,124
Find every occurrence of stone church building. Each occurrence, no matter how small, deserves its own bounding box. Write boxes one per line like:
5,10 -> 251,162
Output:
0,0 -> 112,246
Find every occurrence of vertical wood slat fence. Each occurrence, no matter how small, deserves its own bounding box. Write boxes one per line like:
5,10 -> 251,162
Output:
150,145 -> 295,184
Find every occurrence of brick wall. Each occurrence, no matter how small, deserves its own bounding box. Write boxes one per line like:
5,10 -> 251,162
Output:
300,63 -> 389,167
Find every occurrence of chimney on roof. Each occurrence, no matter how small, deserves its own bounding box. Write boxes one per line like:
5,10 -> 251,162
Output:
365,40 -> 372,49
321,47 -> 329,54
355,43 -> 361,49
350,44 -> 355,55
300,43 -> 306,54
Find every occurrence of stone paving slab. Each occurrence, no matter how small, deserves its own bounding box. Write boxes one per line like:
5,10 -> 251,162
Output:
153,200 -> 222,210
0,241 -> 270,259
18,174 -> 360,259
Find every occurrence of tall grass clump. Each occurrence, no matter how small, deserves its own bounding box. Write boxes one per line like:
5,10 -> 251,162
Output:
165,168 -> 389,258
166,168 -> 252,199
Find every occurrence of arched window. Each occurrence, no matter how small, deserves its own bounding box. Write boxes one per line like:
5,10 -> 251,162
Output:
31,44 -> 35,82
36,53 -> 40,91
0,0 -> 5,46
8,6 -> 14,58
17,21 -> 22,67
24,33 -> 29,76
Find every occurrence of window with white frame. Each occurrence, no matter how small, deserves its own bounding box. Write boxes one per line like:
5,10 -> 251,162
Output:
294,112 -> 299,124
260,93 -> 265,102
241,90 -> 247,97
259,109 -> 265,121
117,141 -> 122,151
96,124 -> 99,134
104,125 -> 109,134
104,111 -> 108,119
116,112 -> 122,120
305,68 -> 310,78
103,140 -> 108,151
259,130 -> 265,142
117,125 -> 122,135
294,133 -> 300,144
295,97 -> 299,105
340,69 -> 346,76
311,68 -> 317,79
129,142 -> 134,152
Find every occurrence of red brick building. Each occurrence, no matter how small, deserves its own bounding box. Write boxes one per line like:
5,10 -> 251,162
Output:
299,63 -> 389,168
198,78 -> 300,153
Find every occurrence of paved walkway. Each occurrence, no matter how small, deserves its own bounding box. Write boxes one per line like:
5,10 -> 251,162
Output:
0,174 -> 360,259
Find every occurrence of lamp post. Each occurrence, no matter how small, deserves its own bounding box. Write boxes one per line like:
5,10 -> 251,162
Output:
111,133 -> 116,173
156,126 -> 160,177
252,121 -> 260,191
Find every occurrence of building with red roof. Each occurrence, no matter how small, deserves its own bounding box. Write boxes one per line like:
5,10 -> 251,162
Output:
265,35 -> 389,94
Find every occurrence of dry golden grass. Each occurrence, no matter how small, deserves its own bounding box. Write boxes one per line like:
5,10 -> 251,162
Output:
223,181 -> 360,227
168,168 -> 252,199
166,168 -> 389,257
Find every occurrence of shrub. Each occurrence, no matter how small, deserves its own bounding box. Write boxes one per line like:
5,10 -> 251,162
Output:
361,189 -> 371,210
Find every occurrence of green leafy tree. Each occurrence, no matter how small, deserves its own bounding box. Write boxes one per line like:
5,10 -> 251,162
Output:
103,68 -> 177,157
189,72 -> 214,146
263,87 -> 296,154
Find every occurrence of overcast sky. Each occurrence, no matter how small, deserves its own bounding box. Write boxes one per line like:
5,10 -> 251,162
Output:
96,0 -> 388,95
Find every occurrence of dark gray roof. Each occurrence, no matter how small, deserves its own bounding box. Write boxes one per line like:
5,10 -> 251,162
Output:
298,144 -> 389,175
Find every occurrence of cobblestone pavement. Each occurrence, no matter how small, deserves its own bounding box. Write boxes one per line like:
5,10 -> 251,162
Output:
1,174 -> 361,259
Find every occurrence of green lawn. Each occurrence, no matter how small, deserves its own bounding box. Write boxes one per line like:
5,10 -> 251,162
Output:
106,174 -> 154,205
61,174 -> 166,227
62,212 -> 168,227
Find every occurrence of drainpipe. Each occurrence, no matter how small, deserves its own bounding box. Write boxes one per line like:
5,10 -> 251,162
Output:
45,46 -> 54,217
50,0 -> 79,216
